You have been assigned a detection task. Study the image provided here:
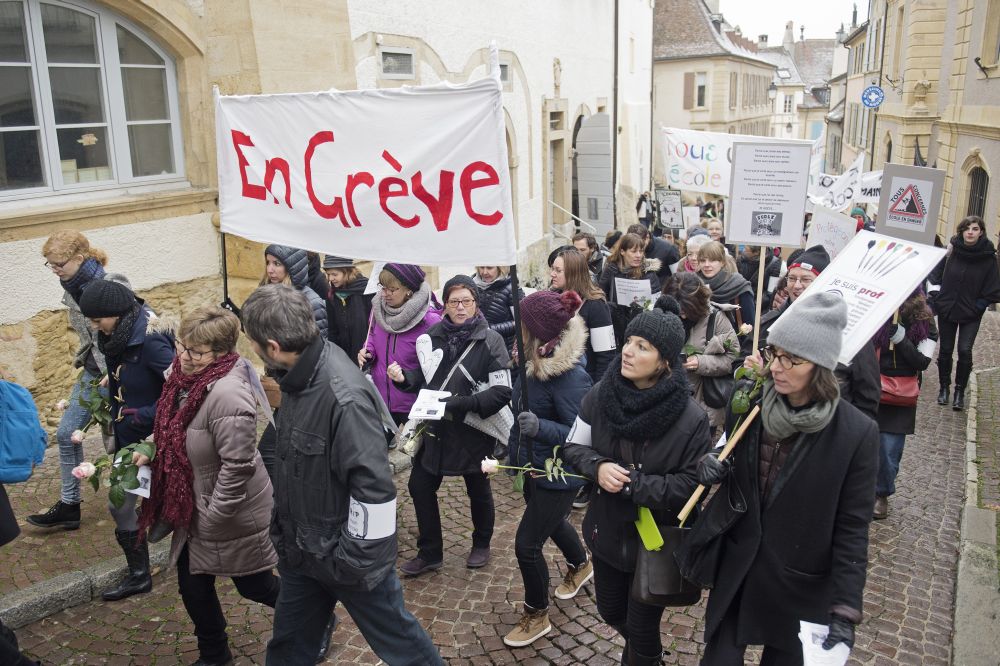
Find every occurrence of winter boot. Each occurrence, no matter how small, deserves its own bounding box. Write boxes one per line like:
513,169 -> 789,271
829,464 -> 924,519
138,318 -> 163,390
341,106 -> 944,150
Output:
102,530 -> 152,601
873,496 -> 889,520
952,386 -> 966,411
502,604 -> 551,647
937,385 -> 950,405
626,644 -> 665,665
316,612 -> 337,664
26,500 -> 81,530
554,556 -> 594,599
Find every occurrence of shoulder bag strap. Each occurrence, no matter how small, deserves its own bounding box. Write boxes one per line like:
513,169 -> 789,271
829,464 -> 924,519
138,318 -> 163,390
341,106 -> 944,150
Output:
437,341 -> 478,391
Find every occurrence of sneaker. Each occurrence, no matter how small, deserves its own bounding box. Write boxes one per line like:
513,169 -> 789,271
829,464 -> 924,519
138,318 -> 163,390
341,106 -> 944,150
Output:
466,546 -> 491,569
26,500 -> 81,530
503,604 -> 551,647
399,556 -> 443,577
572,485 -> 591,510
554,557 -> 594,599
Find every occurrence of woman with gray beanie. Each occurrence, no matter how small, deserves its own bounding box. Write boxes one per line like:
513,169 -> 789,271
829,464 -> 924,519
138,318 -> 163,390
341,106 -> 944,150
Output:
689,291 -> 878,664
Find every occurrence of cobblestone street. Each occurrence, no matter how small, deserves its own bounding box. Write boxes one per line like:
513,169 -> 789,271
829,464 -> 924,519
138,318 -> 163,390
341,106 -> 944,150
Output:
6,313 -> 999,664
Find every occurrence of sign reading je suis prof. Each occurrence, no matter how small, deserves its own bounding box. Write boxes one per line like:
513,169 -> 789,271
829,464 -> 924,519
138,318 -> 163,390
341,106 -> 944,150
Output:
215,74 -> 516,266
875,163 -> 946,246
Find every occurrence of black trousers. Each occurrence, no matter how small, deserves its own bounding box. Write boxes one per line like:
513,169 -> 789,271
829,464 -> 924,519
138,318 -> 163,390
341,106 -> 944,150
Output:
515,478 -> 587,609
701,595 -> 802,665
937,315 -> 982,388
407,459 -> 494,563
591,554 -> 667,657
0,619 -> 35,666
177,544 -> 280,661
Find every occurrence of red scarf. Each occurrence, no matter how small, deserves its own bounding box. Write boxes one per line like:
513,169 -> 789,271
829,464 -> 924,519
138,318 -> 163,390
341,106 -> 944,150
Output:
138,352 -> 241,535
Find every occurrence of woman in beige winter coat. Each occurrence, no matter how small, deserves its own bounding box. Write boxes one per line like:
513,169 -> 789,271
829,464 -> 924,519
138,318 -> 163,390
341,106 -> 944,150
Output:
137,306 -> 278,665
662,273 -> 740,435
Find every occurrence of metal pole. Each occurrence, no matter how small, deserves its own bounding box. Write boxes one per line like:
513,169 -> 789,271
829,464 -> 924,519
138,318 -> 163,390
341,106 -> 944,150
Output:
611,0 -> 620,224
508,264 -> 530,412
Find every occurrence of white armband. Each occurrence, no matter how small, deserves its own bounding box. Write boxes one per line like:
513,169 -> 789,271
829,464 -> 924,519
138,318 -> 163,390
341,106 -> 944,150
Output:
347,496 -> 397,540
567,417 -> 593,447
489,369 -> 511,388
590,325 -> 617,352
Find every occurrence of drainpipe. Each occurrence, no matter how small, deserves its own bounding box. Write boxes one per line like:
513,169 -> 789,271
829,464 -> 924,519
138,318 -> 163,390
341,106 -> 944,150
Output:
612,0 -> 620,225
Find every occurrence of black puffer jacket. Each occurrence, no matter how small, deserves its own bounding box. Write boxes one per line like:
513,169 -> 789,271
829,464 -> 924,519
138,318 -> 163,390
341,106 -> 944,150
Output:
930,235 -> 1000,323
475,275 -> 521,351
599,260 -> 662,347
645,237 -> 680,282
326,275 -> 374,361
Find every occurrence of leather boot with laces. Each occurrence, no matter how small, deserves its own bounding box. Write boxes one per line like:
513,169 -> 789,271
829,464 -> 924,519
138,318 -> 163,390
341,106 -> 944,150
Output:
27,500 -> 81,530
503,604 -> 551,647
554,557 -> 594,599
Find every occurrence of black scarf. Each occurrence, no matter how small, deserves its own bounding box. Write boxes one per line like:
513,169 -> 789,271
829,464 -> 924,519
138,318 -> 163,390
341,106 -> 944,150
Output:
598,354 -> 690,441
950,234 -> 997,262
98,302 -> 142,369
61,258 -> 106,304
699,270 -> 753,303
441,312 -> 484,359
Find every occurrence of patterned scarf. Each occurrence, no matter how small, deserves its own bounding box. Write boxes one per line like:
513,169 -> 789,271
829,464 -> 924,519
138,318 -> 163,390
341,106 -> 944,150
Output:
60,257 -> 105,304
441,312 -> 484,359
138,352 -> 241,535
97,302 -> 142,369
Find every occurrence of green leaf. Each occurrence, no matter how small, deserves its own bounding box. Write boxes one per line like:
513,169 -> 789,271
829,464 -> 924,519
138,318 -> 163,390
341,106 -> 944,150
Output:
133,442 -> 155,461
734,367 -> 748,381
122,465 -> 139,486
108,485 -> 126,509
731,389 -> 750,415
544,458 -> 554,482
89,475 -> 100,493
121,477 -> 140,491
682,343 -> 700,357
512,470 -> 525,493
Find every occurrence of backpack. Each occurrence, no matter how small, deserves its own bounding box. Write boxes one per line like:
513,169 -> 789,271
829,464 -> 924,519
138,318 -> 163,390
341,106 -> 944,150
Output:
0,380 -> 47,483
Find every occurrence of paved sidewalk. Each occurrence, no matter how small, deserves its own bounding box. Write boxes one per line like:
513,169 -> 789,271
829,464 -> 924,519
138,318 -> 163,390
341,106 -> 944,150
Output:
9,314 -> 1000,664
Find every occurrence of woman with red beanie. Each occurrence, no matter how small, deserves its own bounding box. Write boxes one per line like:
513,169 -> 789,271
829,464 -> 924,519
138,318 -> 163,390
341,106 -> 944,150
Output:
502,290 -> 594,647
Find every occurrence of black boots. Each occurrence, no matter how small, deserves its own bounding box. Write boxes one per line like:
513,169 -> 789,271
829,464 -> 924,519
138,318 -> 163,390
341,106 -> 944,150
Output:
102,530 -> 152,601
26,501 -> 81,530
937,385 -> 950,405
626,645 -> 665,665
953,386 -> 966,411
316,612 -> 337,663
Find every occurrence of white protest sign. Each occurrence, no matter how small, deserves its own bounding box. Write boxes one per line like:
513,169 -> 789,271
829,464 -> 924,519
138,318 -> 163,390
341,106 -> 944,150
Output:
806,205 -> 857,259
785,230 -> 946,364
655,188 -> 683,229
856,170 -> 882,204
727,141 -> 812,247
682,206 -> 701,230
364,262 -> 386,295
660,127 -> 804,196
215,73 -> 515,265
809,154 -> 864,212
875,163 -> 945,246
614,277 -> 654,306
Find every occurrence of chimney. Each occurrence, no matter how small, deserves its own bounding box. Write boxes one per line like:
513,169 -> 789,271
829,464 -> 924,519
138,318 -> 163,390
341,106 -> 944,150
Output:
783,21 -> 794,49
758,34 -> 769,48
710,13 -> 723,33
852,3 -> 858,28
836,23 -> 845,43
800,25 -> 805,41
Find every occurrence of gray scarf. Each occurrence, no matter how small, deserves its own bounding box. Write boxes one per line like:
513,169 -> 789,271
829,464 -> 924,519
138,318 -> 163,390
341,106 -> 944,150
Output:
373,281 -> 433,334
760,380 -> 838,440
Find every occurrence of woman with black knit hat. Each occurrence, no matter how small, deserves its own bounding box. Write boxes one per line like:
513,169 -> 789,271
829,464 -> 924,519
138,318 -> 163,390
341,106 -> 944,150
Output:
502,290 -> 593,648
691,291 -> 878,664
78,279 -> 174,601
390,275 -> 512,576
929,215 -> 1000,410
562,296 -> 712,666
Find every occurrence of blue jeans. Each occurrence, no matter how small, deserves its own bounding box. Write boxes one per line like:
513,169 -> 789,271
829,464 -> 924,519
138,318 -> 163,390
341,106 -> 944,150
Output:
876,432 -> 906,497
56,369 -> 106,504
265,564 -> 442,666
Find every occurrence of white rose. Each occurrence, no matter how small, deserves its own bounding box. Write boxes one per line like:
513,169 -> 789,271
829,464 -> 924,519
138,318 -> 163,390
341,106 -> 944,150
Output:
481,457 -> 499,475
72,462 -> 97,479
70,430 -> 86,444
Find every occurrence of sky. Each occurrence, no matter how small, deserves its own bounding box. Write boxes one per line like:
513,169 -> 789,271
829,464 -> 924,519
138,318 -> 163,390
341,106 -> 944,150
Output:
719,0 -> 864,44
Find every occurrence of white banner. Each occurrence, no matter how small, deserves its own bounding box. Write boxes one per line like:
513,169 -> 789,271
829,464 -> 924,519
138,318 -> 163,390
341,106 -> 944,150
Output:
786,230 -> 946,364
808,154 -> 864,212
660,127 -> 804,196
806,205 -> 856,259
215,74 -> 516,265
856,170 -> 882,204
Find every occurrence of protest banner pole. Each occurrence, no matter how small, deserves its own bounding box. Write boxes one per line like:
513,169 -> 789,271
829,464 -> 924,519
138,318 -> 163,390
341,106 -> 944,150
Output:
509,264 -> 530,410
751,247 -> 767,352
677,404 -> 761,527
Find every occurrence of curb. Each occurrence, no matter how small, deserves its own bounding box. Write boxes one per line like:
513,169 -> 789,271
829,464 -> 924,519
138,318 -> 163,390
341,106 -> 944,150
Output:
952,369 -> 1000,666
0,448 -> 415,631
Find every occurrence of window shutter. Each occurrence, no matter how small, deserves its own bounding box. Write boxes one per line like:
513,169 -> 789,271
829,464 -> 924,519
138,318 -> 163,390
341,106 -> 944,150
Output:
683,73 -> 694,110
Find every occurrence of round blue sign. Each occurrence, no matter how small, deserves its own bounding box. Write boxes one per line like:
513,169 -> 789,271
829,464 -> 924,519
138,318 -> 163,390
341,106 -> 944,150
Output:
862,86 -> 885,108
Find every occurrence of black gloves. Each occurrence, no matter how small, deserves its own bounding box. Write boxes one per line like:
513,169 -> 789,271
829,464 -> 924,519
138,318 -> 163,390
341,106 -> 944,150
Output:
444,395 -> 477,417
822,614 -> 855,650
517,411 -> 539,438
696,452 -> 731,486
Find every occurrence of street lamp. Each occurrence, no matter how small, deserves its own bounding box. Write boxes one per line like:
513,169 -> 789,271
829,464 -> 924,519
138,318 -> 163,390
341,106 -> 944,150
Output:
768,82 -> 777,101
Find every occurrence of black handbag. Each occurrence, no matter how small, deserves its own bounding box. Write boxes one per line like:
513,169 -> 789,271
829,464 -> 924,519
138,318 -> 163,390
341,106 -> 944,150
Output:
674,477 -> 747,588
631,524 -> 703,607
700,309 -> 734,409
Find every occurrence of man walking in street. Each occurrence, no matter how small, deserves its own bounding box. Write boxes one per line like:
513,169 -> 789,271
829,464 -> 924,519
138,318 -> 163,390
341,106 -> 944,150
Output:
241,284 -> 442,666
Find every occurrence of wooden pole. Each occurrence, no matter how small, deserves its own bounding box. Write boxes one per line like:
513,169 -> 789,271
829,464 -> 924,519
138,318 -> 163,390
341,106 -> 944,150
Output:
677,404 -> 760,527
751,246 -> 768,352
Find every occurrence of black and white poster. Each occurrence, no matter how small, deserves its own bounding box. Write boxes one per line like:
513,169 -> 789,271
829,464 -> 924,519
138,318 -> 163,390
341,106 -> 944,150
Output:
654,188 -> 683,229
727,141 -> 812,247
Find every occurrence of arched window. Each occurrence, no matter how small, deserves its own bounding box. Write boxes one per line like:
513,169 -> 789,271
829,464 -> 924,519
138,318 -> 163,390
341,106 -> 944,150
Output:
885,139 -> 893,164
0,0 -> 183,199
967,167 -> 989,218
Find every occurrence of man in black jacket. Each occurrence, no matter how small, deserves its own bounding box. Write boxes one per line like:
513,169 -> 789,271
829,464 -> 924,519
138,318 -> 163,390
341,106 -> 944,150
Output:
242,285 -> 442,666
627,223 -> 680,284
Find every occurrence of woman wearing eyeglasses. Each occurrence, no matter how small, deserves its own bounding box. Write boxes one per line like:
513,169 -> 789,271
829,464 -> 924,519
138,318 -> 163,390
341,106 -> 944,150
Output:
360,263 -> 441,431
137,306 -> 280,666
76,280 -> 175,601
389,276 -> 512,576
29,231 -> 133,531
690,292 -> 878,664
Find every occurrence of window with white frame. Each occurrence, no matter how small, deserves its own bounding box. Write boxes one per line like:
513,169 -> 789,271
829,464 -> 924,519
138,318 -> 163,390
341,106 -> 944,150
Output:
695,72 -> 707,107
0,0 -> 183,198
380,47 -> 414,80
783,96 -> 793,113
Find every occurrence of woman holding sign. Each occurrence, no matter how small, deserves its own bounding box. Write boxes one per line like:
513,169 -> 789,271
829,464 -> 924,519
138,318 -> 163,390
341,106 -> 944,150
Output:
599,233 -> 662,347
391,276 -> 512,576
691,292 -> 877,664
930,215 -> 1000,410
561,297 -> 710,666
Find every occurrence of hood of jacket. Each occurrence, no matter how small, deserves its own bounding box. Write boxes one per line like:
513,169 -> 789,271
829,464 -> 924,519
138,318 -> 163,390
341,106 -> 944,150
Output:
267,246 -> 311,289
126,306 -> 175,347
526,316 -> 587,382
